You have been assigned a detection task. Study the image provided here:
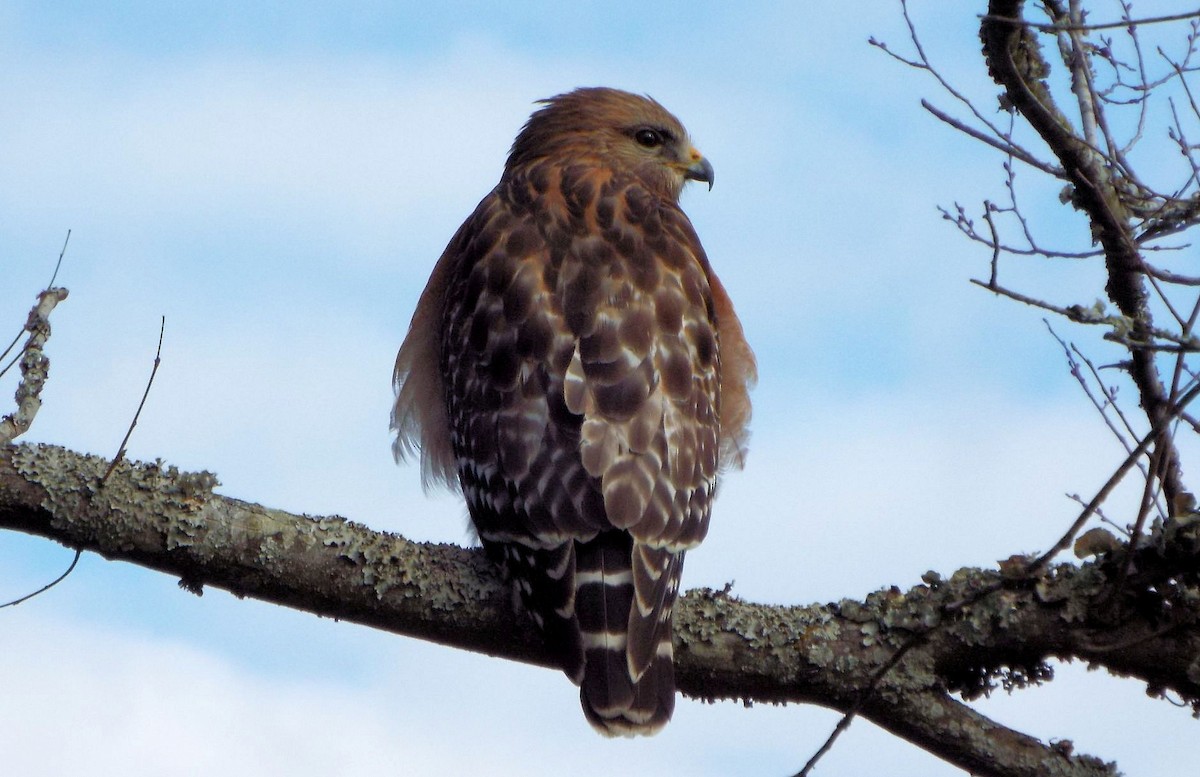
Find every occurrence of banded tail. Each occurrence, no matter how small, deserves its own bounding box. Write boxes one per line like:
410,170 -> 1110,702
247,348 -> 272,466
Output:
575,532 -> 683,736
486,531 -> 684,736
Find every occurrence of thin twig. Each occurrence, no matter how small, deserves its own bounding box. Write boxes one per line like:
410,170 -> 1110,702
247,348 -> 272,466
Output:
875,0 -> 1068,180
981,10 -> 1200,34
1,232 -> 72,370
0,549 -> 82,608
100,317 -> 166,486
795,616 -> 936,776
1074,343 -> 1140,443
0,331 -> 22,373
1165,97 -> 1200,204
1143,263 -> 1200,285
46,229 -> 71,289
1044,321 -> 1139,454
1028,380 -> 1200,573
1067,492 -> 1121,533
921,100 -> 1064,176
1115,0 -> 1152,158
1001,156 -> 1040,250
1146,270 -> 1189,329
942,202 -> 1103,258
972,278 -> 1200,350
1104,422 -> 1178,606
983,201 -> 1001,287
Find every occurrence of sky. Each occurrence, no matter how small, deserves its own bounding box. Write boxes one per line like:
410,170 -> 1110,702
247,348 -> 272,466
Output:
1,2 -> 1197,775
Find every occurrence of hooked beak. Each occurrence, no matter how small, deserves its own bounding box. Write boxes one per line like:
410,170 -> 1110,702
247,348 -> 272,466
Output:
683,153 -> 715,191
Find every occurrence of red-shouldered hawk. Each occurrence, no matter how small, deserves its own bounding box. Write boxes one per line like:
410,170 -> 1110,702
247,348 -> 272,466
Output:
392,87 -> 755,736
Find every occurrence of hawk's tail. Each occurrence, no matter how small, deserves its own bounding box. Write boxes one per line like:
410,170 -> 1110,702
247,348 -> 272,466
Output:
486,540 -> 586,685
575,533 -> 683,737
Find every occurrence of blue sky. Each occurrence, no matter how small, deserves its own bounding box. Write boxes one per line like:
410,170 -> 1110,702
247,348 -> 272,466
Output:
1,2 -> 1195,775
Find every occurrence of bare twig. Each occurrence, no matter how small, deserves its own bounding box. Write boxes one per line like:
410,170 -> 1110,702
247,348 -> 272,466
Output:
981,10 -> 1200,34
1114,1 -> 1152,156
795,632 -> 931,776
1045,322 -> 1139,452
921,100 -> 1063,176
1143,263 -> 1200,285
100,317 -> 166,485
944,204 -> 1102,258
874,0 -> 1070,181
983,201 -> 1001,287
0,332 -> 20,374
1028,380 -> 1200,572
46,229 -> 71,290
972,277 -> 1200,350
1,232 -> 71,371
0,549 -> 81,608
1146,270 -> 1189,330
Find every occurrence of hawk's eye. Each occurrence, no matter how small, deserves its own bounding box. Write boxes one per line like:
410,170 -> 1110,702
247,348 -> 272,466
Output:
634,128 -> 665,148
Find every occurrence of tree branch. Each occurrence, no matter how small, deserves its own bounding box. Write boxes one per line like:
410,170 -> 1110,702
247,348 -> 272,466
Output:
0,288 -> 69,445
4,442 -> 1198,776
982,0 -> 1186,511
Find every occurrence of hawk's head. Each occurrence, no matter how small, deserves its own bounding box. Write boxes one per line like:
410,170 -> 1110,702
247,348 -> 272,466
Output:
506,86 -> 714,201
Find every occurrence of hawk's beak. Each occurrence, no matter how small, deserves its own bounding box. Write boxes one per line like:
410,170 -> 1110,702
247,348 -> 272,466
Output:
683,153 -> 715,191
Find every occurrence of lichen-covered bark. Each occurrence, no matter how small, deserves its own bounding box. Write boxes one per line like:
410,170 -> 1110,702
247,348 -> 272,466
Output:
0,442 -> 540,663
0,288 -> 68,445
4,442 -> 1198,776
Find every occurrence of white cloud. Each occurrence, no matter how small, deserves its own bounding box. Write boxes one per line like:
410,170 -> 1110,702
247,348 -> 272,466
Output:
689,386 -> 1169,604
0,610 -> 434,776
0,603 -> 992,777
0,48 -> 525,257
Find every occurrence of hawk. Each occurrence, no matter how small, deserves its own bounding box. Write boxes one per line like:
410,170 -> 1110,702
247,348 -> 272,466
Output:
392,86 -> 754,735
